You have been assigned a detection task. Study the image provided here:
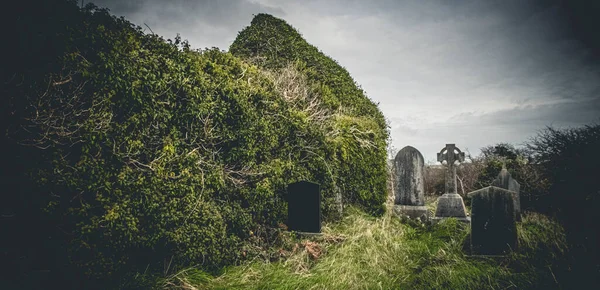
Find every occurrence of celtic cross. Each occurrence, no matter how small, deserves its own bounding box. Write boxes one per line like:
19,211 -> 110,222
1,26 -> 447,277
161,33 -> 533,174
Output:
437,144 -> 465,195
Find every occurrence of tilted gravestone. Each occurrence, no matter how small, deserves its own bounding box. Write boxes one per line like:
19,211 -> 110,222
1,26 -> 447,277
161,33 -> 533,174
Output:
433,144 -> 470,223
287,181 -> 321,233
392,146 -> 428,220
491,168 -> 521,221
468,186 -> 518,255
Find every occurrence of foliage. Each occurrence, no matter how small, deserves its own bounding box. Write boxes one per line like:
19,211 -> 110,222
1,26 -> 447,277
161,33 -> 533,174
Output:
3,1 -> 390,287
230,14 -> 390,215
230,14 -> 386,124
472,143 -> 549,209
526,124 -> 600,286
476,143 -> 523,186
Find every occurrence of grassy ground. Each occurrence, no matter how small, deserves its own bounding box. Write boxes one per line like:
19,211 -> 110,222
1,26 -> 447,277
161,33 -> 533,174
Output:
164,196 -> 569,290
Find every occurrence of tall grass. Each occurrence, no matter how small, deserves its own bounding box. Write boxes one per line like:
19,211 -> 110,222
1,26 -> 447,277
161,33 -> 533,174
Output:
165,203 -> 568,289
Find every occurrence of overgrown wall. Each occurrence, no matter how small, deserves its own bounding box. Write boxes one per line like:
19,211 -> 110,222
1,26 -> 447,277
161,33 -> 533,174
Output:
3,1 -> 389,286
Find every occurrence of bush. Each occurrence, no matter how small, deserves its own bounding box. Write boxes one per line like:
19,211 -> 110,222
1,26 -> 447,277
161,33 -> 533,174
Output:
526,124 -> 600,286
472,143 -> 549,209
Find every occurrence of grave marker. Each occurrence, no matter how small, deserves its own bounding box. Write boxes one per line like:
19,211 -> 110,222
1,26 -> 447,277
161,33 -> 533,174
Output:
433,144 -> 470,223
287,181 -> 321,233
468,186 -> 518,255
491,168 -> 521,221
392,146 -> 428,220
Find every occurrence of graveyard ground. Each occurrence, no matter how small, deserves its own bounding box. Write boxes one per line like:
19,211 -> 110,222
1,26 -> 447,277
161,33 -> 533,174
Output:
164,197 -> 569,289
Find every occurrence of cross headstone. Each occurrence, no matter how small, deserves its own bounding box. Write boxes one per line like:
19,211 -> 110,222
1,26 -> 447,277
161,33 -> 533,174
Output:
468,186 -> 518,255
491,168 -> 521,221
433,144 -> 470,223
392,146 -> 428,220
287,181 -> 321,233
437,143 -> 465,195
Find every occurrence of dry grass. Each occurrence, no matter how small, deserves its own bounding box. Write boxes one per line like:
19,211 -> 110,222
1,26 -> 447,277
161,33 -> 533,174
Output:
163,201 -> 568,290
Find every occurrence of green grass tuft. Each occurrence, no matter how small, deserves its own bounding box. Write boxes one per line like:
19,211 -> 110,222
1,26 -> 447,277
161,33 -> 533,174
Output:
167,204 -> 568,289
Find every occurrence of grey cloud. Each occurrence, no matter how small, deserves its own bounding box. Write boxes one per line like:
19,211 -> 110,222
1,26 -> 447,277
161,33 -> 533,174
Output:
90,0 -> 284,49
86,0 -> 600,162
461,98 -> 600,128
91,0 -> 145,14
396,97 -> 600,162
93,0 -> 284,27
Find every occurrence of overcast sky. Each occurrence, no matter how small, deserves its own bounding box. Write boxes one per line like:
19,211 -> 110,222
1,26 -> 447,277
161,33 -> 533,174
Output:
91,0 -> 600,162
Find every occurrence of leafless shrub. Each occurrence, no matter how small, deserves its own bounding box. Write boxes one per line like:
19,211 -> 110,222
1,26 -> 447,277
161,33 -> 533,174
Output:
456,153 -> 486,196
423,163 -> 445,196
19,68 -> 109,149
264,63 -> 332,127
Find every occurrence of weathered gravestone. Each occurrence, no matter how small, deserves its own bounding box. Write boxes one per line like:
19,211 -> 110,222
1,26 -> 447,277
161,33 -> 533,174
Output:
433,144 -> 470,223
491,168 -> 521,221
287,181 -> 321,233
468,186 -> 518,255
392,146 -> 428,220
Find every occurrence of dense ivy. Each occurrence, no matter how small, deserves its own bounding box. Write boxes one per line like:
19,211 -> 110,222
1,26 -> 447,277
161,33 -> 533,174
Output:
231,13 -> 390,216
3,1 -> 390,287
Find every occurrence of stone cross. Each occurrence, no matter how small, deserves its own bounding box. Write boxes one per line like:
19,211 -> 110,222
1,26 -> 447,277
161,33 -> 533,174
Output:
433,144 -> 470,223
437,144 -> 465,195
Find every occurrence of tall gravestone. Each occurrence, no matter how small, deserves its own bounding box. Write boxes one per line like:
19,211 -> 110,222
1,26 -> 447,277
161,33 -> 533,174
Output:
287,181 -> 321,233
392,146 -> 428,220
433,144 -> 470,223
491,168 -> 521,221
468,186 -> 518,255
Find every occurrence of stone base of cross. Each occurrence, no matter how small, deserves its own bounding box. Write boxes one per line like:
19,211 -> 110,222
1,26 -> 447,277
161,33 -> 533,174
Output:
434,144 -> 469,221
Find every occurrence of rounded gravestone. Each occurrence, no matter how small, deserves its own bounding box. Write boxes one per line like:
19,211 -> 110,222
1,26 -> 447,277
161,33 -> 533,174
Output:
392,146 -> 428,219
394,146 -> 425,206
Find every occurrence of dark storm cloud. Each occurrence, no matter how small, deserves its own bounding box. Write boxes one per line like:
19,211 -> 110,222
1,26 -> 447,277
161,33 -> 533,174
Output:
453,98 -> 600,130
559,0 -> 600,60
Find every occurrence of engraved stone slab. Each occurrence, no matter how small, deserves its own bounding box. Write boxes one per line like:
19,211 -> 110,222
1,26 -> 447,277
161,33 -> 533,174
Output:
392,146 -> 428,220
468,186 -> 518,255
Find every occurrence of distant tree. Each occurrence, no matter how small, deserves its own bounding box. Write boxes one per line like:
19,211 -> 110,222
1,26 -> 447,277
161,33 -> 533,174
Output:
480,143 -> 527,161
